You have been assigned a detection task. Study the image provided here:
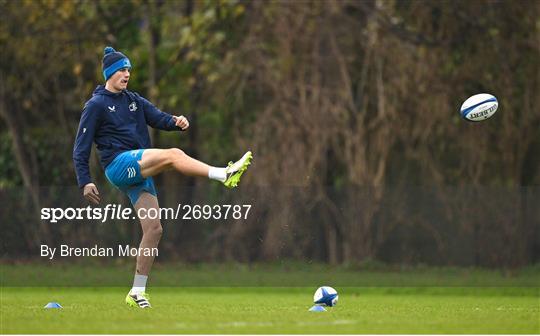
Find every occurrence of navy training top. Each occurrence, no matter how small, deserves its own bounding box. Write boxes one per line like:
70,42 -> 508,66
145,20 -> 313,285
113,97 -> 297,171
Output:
73,85 -> 181,188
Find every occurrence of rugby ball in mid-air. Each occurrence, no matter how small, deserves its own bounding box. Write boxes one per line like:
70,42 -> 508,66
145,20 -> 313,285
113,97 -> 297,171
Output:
460,93 -> 498,122
313,286 -> 338,307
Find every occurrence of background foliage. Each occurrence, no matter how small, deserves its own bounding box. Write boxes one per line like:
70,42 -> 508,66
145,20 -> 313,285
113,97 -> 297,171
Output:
1,0 -> 539,267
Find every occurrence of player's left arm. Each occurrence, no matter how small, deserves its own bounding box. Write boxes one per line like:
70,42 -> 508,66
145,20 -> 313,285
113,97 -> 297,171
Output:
140,96 -> 189,131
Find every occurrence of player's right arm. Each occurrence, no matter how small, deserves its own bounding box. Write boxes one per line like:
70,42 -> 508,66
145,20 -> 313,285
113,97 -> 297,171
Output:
73,101 -> 101,204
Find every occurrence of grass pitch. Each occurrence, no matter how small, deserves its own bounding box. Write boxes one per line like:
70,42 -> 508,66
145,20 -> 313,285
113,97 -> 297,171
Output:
1,264 -> 539,334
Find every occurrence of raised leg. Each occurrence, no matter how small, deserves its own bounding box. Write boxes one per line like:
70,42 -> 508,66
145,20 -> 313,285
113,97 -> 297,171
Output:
138,148 -> 210,178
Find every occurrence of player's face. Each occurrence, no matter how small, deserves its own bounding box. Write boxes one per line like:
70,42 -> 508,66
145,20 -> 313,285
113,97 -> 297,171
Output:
108,68 -> 130,92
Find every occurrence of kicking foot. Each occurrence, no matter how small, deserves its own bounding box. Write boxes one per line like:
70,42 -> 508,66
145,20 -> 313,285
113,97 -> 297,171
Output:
125,291 -> 151,308
224,151 -> 253,188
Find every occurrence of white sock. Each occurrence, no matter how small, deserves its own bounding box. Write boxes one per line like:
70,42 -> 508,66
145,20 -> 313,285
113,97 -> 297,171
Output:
208,167 -> 226,182
131,274 -> 148,294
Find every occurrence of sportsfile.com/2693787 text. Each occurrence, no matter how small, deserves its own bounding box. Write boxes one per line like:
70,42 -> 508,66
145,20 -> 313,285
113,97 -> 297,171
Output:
40,204 -> 252,223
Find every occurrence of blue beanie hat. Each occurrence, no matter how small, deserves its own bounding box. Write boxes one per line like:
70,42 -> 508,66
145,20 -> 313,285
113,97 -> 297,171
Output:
102,46 -> 131,81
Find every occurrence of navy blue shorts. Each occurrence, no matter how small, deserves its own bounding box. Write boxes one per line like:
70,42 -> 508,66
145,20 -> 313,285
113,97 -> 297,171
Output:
105,149 -> 156,204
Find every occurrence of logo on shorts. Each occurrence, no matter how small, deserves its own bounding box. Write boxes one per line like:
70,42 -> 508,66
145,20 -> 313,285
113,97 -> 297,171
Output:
129,102 -> 137,112
127,167 -> 136,178
108,105 -> 116,112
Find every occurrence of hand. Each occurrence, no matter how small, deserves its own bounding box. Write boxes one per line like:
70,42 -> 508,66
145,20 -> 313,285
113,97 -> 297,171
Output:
173,115 -> 189,130
83,183 -> 100,205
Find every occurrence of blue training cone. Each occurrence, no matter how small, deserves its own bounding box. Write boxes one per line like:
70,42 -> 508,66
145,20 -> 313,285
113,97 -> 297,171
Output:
44,302 -> 62,309
309,305 -> 326,312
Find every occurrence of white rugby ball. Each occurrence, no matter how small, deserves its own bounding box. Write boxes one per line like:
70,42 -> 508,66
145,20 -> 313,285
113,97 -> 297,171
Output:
313,286 -> 338,307
460,93 -> 498,122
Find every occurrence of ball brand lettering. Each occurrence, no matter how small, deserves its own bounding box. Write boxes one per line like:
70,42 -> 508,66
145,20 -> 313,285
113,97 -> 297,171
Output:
470,105 -> 497,120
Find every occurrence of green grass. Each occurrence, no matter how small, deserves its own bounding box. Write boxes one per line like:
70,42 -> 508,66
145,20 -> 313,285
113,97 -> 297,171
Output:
1,287 -> 538,334
1,263 -> 539,333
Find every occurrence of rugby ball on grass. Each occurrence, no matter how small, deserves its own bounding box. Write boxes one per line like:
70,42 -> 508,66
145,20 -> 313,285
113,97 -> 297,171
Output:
460,93 -> 498,122
313,286 -> 338,307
